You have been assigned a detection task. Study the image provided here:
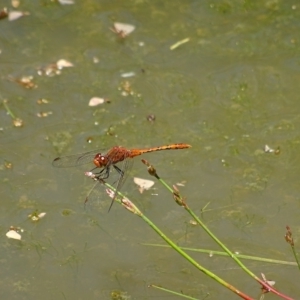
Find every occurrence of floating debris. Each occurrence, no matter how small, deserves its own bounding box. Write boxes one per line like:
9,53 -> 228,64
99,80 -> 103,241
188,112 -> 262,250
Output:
37,59 -> 73,76
264,145 -> 280,154
119,80 -> 134,96
4,161 -> 13,169
121,72 -> 136,78
170,38 -> 190,50
37,111 -> 53,118
56,59 -> 74,69
86,136 -> 93,143
93,56 -> 99,63
189,220 -> 197,226
88,97 -> 105,107
146,114 -> 156,123
6,226 -> 22,240
0,8 -> 8,20
110,22 -> 135,38
57,0 -> 75,4
3,99 -> 24,127
37,63 -> 60,76
133,177 -> 155,193
261,272 -> 275,294
11,0 -> 20,8
13,118 -> 23,127
28,211 -> 46,222
37,98 -> 49,104
264,145 -> 274,153
8,10 -> 29,21
9,75 -> 37,89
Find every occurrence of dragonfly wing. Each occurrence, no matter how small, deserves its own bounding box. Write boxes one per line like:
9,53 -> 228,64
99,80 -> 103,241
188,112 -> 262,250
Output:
52,149 -> 104,167
84,179 -> 106,210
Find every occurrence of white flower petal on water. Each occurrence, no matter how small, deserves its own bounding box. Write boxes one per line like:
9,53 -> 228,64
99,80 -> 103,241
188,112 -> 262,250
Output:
114,22 -> 135,36
38,212 -> 46,219
58,0 -> 75,4
264,144 -> 274,153
89,97 -> 105,107
121,72 -> 136,78
56,59 -> 74,69
8,11 -> 29,21
6,230 -> 21,240
134,177 -> 154,193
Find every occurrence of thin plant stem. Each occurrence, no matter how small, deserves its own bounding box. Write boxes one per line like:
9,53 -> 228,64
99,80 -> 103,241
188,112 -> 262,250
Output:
3,99 -> 17,119
141,159 -> 294,300
142,244 -> 298,266
285,226 -> 300,270
149,284 -> 202,300
103,182 -> 254,300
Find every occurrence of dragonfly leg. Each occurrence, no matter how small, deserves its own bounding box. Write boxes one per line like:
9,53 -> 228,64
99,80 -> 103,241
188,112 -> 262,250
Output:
113,165 -> 124,177
93,166 -> 110,180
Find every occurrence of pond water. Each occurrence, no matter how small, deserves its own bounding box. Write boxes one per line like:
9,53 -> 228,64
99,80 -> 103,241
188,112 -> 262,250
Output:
1,1 -> 300,299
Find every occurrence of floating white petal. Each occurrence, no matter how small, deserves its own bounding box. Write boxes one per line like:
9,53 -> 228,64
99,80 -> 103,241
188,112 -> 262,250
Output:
114,22 -> 135,36
89,97 -> 105,107
38,212 -> 47,219
6,230 -> 21,240
121,72 -> 136,78
56,59 -> 74,69
8,11 -> 29,21
134,177 -> 154,193
58,0 -> 75,4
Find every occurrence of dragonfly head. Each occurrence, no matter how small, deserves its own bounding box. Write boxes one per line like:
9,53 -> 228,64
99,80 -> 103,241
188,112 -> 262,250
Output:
93,153 -> 108,168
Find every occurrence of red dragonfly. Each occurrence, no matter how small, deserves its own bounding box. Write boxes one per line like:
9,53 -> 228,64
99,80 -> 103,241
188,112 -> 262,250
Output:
52,143 -> 191,211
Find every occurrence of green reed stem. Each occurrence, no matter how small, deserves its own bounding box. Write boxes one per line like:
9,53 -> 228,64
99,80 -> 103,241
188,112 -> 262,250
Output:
142,244 -> 297,266
102,181 -> 253,300
139,159 -> 294,300
291,246 -> 300,270
3,99 -> 16,119
284,226 -> 300,270
149,284 -> 200,300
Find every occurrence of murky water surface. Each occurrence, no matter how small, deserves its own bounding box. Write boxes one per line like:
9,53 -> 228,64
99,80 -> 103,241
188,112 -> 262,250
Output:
1,1 -> 300,299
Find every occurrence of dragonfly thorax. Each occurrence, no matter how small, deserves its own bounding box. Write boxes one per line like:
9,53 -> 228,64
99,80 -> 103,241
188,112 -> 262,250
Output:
93,153 -> 109,168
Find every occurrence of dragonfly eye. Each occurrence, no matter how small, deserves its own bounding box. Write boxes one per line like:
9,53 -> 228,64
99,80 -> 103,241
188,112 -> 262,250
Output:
93,154 -> 108,168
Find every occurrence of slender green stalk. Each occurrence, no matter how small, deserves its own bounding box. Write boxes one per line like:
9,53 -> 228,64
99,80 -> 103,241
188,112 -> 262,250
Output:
103,182 -> 253,300
142,244 -> 297,266
2,99 -> 23,127
185,206 -> 294,298
285,226 -> 300,270
149,284 -> 202,300
141,160 -> 294,300
291,247 -> 300,269
3,99 -> 16,119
